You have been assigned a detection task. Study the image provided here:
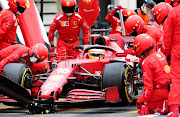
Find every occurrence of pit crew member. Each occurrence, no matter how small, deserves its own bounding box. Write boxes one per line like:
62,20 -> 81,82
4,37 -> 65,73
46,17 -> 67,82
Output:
0,0 -> 28,50
134,34 -> 170,116
134,0 -> 155,25
49,0 -> 89,60
0,43 -> 48,98
152,2 -> 173,63
125,15 -> 164,47
105,6 -> 137,35
163,1 -> 180,116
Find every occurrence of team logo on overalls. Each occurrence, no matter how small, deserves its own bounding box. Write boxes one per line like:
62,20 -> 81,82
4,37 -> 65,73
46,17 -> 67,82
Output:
164,65 -> 170,73
66,22 -> 69,25
74,21 -> 77,26
61,21 -> 69,26
116,26 -> 121,32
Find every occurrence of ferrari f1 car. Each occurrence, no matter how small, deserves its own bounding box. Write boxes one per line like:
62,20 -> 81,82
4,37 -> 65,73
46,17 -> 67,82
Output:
0,35 -> 143,114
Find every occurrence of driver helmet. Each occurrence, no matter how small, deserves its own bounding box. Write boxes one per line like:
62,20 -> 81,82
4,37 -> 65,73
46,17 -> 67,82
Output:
61,0 -> 76,16
133,34 -> 156,58
125,15 -> 144,36
165,0 -> 180,7
152,3 -> 173,25
28,43 -> 48,63
141,0 -> 155,14
88,49 -> 105,59
8,0 -> 28,14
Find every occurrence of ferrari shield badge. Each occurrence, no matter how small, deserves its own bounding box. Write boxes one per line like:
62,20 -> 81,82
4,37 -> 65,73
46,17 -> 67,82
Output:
74,21 -> 77,26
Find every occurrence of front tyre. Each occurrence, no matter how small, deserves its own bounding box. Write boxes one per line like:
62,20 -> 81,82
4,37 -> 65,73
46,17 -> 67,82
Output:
3,63 -> 33,89
102,62 -> 134,105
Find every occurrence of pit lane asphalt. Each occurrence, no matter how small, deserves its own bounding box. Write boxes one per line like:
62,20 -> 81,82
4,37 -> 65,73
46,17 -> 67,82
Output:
0,101 -> 168,117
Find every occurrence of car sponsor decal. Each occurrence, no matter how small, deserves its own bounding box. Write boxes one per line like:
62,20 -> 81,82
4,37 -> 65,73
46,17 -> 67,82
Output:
95,71 -> 101,75
50,75 -> 64,81
46,82 -> 58,86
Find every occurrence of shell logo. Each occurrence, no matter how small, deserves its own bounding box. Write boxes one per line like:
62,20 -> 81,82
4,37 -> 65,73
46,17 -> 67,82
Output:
26,0 -> 30,8
164,65 -> 170,73
66,2 -> 70,6
61,22 -> 65,26
116,27 -> 120,30
135,23 -> 138,27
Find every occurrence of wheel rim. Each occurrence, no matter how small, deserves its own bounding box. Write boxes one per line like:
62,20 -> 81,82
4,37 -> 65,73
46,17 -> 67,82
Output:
22,72 -> 32,88
124,70 -> 134,103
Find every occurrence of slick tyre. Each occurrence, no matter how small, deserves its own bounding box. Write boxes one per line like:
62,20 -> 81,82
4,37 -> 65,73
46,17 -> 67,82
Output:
3,63 -> 33,89
102,62 -> 134,105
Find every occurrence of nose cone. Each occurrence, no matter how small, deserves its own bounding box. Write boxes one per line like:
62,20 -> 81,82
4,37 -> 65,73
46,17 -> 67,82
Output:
39,90 -> 52,99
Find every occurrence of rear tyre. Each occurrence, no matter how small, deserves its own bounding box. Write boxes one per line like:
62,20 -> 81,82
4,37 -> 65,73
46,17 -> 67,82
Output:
102,62 -> 134,105
3,63 -> 33,89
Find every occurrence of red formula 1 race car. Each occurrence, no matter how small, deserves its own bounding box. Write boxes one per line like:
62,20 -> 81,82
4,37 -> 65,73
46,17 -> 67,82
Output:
0,35 -> 142,114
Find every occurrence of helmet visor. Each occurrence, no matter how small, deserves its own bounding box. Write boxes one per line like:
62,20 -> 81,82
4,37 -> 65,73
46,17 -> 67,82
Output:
89,53 -> 104,57
62,5 -> 75,13
17,6 -> 26,13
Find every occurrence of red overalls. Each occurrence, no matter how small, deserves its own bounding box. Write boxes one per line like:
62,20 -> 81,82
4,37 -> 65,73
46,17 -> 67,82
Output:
136,51 -> 170,111
0,9 -> 17,50
49,12 -> 89,60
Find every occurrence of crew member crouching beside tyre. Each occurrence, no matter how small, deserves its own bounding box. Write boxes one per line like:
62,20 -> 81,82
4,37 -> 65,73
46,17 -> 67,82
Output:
0,43 -> 48,98
133,34 -> 171,116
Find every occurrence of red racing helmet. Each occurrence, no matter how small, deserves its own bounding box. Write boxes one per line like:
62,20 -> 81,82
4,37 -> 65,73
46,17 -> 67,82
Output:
8,0 -> 28,13
165,0 -> 180,7
133,34 -> 156,57
152,3 -> 173,25
29,43 -> 48,62
122,8 -> 137,22
61,0 -> 76,13
31,62 -> 48,74
124,15 -> 144,36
